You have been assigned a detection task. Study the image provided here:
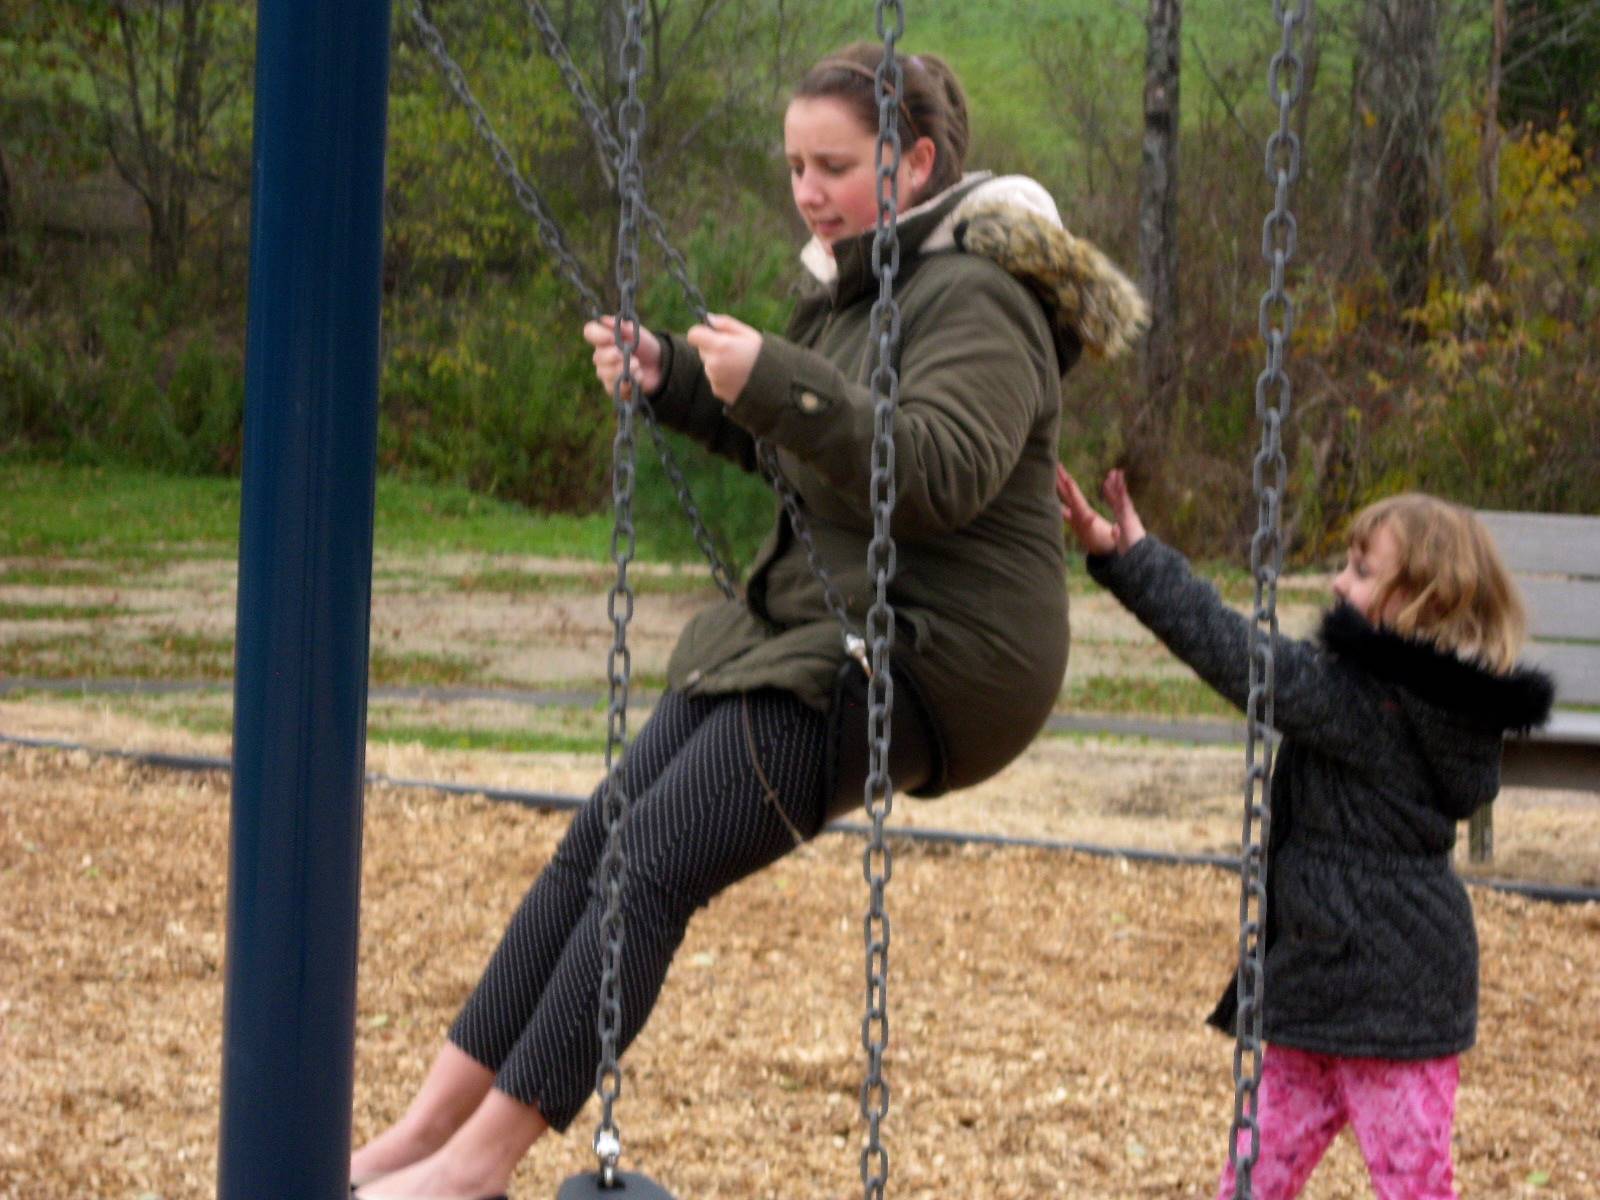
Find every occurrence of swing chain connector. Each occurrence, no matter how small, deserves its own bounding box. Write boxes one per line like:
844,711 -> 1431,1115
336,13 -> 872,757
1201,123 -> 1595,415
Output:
594,1129 -> 621,1188
846,633 -> 872,679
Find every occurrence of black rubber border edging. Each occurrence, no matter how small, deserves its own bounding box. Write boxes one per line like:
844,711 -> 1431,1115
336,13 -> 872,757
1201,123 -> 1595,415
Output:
5,732 -> 1597,906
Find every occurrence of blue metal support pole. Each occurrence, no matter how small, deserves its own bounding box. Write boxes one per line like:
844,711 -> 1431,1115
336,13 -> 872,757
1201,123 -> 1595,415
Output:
218,2 -> 392,1196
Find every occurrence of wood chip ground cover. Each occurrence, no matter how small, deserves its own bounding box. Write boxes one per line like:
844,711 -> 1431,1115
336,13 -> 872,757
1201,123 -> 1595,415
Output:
3,745 -> 1597,1199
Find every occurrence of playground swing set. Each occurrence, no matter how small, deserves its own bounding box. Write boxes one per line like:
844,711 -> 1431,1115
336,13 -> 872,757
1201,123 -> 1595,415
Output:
218,2 -> 1314,1198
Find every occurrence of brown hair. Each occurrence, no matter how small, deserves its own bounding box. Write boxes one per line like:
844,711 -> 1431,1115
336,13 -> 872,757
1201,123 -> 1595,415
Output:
793,43 -> 970,203
1347,493 -> 1528,672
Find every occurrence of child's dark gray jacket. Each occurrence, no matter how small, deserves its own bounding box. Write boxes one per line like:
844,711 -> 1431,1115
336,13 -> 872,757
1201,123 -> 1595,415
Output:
1089,537 -> 1554,1059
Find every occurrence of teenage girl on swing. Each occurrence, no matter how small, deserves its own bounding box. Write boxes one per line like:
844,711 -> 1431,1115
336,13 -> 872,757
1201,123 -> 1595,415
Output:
1060,468 -> 1553,1200
352,43 -> 1145,1198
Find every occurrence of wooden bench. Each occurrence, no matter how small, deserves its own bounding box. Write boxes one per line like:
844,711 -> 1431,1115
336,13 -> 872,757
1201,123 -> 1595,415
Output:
1470,511 -> 1600,859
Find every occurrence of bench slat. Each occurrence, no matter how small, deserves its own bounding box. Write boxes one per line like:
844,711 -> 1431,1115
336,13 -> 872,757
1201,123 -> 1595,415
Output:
1521,641 -> 1600,707
1520,578 -> 1600,642
1478,510 -> 1600,578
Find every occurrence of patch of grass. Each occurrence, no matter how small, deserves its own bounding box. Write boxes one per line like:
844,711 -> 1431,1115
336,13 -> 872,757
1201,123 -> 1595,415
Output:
0,463 -> 241,558
0,564 -> 127,587
141,631 -> 235,677
0,630 -> 231,680
1061,673 -> 1238,720
368,647 -> 482,687
0,601 -> 125,621
0,631 -> 117,678
367,725 -> 604,755
0,461 -> 695,563
452,567 -> 717,597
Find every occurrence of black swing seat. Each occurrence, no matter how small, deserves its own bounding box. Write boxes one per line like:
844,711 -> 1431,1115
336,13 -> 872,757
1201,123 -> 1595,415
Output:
823,659 -> 947,819
557,1170 -> 677,1198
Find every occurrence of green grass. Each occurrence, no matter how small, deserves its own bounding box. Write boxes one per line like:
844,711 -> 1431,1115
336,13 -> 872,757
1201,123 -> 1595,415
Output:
0,564 -> 126,586
452,566 -> 718,597
368,725 -> 605,755
367,647 -> 484,688
0,461 -> 666,562
1060,673 -> 1238,720
0,463 -> 241,559
0,601 -> 125,620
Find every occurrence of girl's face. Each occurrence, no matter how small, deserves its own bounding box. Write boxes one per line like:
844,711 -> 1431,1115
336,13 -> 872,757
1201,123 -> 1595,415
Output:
784,96 -> 933,251
1333,521 -> 1410,624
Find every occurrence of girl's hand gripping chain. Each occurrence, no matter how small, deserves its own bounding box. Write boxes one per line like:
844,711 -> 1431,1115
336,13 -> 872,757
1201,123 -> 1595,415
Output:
686,314 -> 764,406
583,315 -> 665,398
1056,465 -> 1147,556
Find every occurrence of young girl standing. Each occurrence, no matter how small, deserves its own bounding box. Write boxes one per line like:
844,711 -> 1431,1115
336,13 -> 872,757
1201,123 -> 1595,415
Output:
349,44 -> 1145,1199
1058,468 -> 1554,1200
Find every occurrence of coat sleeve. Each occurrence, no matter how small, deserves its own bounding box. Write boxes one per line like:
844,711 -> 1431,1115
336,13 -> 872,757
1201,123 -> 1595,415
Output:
644,331 -> 760,474
724,260 -> 1052,538
1087,536 -> 1391,764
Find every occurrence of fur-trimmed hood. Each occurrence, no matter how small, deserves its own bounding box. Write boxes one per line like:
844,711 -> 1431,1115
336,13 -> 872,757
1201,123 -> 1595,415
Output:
799,172 -> 1149,367
1320,602 -> 1555,813
1318,603 -> 1555,733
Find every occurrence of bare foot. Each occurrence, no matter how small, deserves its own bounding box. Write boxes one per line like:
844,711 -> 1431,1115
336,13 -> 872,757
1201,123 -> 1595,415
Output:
349,1115 -> 456,1186
352,1044 -> 498,1183
352,1145 -> 508,1200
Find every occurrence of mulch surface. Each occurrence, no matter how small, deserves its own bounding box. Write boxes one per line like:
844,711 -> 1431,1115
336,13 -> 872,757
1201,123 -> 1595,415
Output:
3,744 -> 1597,1199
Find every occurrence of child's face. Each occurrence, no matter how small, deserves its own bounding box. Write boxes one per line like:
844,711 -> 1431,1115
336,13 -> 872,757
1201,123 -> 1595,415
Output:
1333,522 -> 1409,624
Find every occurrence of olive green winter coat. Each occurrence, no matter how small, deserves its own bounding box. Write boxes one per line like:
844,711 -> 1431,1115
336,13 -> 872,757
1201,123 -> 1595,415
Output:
648,173 -> 1147,792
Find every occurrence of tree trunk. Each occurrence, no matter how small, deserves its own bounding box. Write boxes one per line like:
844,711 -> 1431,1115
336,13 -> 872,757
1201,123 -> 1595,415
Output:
1477,0 -> 1507,286
1134,0 -> 1181,485
1291,3 -> 1320,191
0,141 -> 14,273
1345,0 -> 1442,313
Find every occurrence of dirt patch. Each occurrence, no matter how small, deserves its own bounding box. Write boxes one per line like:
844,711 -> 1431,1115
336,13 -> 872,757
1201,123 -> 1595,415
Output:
3,744 -> 1597,1200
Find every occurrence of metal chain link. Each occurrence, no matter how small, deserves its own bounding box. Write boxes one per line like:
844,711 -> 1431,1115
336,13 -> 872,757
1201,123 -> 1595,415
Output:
1229,3 -> 1308,1196
406,0 -> 606,314
859,6 -> 905,1198
590,0 -> 648,1184
519,0 -> 865,632
759,441 -> 870,673
521,0 -> 712,322
413,0 -> 877,667
408,0 -> 740,598
516,0 -> 867,653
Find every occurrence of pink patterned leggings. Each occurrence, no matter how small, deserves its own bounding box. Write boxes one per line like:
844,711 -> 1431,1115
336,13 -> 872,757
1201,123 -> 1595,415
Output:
1215,1044 -> 1460,1200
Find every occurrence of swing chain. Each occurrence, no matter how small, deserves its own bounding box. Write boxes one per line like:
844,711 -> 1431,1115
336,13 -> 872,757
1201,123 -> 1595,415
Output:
757,440 -> 870,672
416,0 -> 892,648
408,0 -> 741,600
520,0 -> 713,327
406,0 -> 606,314
1231,2 -> 1308,1197
592,0 -> 648,1181
859,6 -> 905,1199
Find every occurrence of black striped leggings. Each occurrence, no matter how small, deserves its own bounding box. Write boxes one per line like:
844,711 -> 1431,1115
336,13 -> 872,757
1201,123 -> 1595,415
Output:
448,688 -> 833,1131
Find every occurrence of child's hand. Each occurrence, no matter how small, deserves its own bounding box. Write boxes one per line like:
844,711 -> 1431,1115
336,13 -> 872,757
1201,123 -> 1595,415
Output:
584,315 -> 664,398
686,314 -> 763,406
1057,465 -> 1147,556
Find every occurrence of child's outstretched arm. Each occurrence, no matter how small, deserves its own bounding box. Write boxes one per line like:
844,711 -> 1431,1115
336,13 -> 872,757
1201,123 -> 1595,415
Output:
1058,467 -> 1389,762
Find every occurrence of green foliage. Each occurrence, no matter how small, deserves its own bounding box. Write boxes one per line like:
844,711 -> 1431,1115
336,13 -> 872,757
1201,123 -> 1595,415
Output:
3,0 -> 1598,573
1502,0 -> 1600,153
380,269 -> 609,510
0,262 -> 245,474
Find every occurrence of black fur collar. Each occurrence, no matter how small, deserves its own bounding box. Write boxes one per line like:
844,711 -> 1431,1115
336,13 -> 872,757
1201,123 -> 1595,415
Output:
1319,603 -> 1555,732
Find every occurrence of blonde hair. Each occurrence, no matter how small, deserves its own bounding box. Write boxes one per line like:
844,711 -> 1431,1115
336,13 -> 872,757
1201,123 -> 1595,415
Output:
1347,493 -> 1527,672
